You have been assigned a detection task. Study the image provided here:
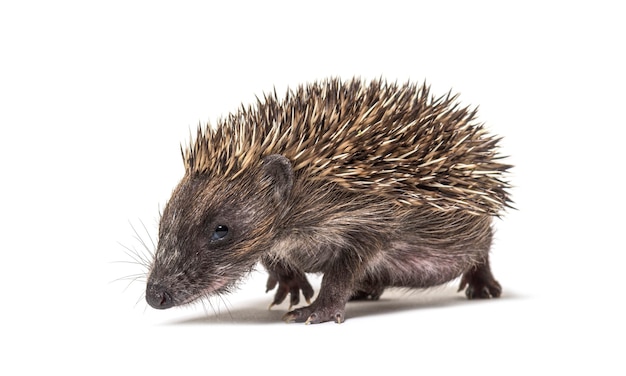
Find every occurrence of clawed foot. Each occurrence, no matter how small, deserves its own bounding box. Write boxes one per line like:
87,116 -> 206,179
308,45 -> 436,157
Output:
458,264 -> 502,299
282,302 -> 345,324
265,267 -> 314,310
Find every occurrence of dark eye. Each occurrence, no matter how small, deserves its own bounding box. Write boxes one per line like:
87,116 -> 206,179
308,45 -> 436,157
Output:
211,225 -> 229,240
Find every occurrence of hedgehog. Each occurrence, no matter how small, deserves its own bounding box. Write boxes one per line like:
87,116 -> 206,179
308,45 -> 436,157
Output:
145,77 -> 512,324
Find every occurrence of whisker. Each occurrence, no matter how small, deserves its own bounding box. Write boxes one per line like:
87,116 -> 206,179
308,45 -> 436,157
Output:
135,291 -> 146,308
217,294 -> 233,320
113,219 -> 158,312
117,240 -> 150,270
139,218 -> 157,255
111,273 -> 147,283
129,220 -> 154,261
120,275 -> 146,293
110,259 -> 145,266
114,251 -> 149,270
200,299 -> 212,318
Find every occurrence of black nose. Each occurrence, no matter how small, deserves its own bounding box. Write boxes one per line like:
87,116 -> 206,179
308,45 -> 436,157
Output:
146,283 -> 175,309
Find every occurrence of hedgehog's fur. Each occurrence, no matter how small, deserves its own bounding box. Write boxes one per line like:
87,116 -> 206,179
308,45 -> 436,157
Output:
146,77 -> 512,324
185,78 -> 511,216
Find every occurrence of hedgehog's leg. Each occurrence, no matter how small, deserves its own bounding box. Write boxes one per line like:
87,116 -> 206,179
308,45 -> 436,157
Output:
283,258 -> 357,324
262,258 -> 314,310
350,274 -> 385,301
458,254 -> 502,299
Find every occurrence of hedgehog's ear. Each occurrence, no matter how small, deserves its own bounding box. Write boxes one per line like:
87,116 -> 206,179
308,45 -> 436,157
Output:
261,154 -> 294,203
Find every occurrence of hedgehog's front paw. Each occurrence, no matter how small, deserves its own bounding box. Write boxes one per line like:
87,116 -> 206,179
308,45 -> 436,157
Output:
265,269 -> 314,310
282,301 -> 346,324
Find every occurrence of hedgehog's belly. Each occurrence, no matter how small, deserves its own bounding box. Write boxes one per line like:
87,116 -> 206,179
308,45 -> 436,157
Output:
364,241 -> 481,288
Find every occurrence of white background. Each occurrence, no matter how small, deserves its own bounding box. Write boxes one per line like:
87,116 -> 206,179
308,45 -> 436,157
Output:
1,1 -> 624,374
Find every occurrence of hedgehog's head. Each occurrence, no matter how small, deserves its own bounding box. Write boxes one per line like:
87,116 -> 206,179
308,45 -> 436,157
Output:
146,154 -> 293,309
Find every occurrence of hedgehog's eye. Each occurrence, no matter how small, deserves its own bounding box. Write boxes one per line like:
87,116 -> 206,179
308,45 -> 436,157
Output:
211,225 -> 229,240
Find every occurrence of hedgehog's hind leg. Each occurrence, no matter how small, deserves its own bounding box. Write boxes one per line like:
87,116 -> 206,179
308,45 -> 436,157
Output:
458,255 -> 502,299
350,275 -> 385,301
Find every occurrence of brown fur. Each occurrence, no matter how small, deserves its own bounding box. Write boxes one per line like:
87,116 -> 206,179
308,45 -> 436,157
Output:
146,78 -> 511,324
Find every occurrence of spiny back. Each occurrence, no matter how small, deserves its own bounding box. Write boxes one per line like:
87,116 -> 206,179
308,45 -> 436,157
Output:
184,78 -> 511,216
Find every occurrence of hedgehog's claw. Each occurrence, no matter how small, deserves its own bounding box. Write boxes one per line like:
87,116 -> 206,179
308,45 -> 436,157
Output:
459,258 -> 502,299
283,303 -> 345,325
264,263 -> 314,309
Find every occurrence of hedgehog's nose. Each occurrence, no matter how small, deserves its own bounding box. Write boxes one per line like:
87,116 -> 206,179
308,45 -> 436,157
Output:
146,283 -> 174,309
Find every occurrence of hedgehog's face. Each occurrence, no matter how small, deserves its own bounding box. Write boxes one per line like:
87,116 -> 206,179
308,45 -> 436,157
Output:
146,154 -> 293,309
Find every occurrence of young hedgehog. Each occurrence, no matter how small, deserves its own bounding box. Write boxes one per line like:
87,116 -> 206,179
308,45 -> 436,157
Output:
145,77 -> 512,324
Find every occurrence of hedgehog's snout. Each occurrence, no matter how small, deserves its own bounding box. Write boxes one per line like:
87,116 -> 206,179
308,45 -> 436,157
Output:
146,282 -> 174,309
